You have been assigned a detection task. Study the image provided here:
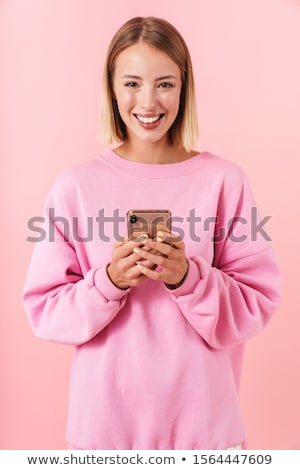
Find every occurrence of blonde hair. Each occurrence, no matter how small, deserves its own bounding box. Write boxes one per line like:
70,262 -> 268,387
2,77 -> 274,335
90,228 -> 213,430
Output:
100,16 -> 198,152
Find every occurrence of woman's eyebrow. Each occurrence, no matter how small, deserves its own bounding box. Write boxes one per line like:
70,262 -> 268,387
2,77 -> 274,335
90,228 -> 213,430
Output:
156,75 -> 177,81
121,74 -> 177,81
121,75 -> 141,80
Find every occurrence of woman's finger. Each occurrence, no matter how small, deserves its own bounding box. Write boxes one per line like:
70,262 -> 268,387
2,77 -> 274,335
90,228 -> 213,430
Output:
141,236 -> 184,256
115,234 -> 149,258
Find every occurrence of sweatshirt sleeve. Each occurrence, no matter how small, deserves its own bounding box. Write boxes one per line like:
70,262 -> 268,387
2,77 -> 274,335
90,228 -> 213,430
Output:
22,177 -> 130,346
164,169 -> 281,350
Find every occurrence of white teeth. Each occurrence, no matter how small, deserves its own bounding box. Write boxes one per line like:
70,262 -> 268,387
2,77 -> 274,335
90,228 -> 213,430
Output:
136,115 -> 161,123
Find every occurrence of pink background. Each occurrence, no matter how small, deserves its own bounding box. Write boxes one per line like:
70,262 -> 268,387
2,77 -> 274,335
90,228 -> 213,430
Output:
1,0 -> 299,449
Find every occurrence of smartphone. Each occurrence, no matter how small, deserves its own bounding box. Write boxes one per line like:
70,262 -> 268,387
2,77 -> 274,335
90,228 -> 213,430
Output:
127,209 -> 172,241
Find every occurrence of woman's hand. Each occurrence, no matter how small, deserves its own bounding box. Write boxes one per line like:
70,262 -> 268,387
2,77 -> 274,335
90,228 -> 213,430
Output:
107,235 -> 157,290
133,227 -> 188,289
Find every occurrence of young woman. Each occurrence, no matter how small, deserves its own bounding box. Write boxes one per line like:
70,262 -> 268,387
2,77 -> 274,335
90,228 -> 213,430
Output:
22,16 -> 281,450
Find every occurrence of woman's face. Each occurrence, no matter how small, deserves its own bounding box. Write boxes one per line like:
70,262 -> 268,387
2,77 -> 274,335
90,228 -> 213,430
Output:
112,42 -> 182,147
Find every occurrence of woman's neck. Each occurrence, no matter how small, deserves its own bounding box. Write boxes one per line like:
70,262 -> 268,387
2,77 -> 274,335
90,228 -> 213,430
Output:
114,141 -> 199,164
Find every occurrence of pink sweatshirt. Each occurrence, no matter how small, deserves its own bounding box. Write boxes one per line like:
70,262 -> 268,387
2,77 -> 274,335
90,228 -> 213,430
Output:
22,149 -> 281,449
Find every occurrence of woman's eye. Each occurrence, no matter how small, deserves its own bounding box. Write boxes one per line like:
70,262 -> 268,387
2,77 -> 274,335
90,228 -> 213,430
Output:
125,82 -> 138,88
159,82 -> 174,88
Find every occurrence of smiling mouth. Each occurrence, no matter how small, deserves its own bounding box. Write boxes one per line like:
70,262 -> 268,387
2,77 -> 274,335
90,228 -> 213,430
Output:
134,114 -> 164,124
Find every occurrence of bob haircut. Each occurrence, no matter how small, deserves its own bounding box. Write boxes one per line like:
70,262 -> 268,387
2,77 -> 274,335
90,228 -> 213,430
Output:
100,16 -> 198,152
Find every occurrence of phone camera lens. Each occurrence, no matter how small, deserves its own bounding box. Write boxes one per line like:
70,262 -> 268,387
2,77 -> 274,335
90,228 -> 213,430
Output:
130,215 -> 137,224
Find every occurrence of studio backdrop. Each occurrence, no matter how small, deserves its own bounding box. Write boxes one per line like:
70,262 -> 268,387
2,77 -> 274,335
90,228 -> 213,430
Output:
0,0 -> 299,449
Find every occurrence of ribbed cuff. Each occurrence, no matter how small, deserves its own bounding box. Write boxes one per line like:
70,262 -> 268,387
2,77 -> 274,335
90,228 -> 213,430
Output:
164,259 -> 201,297
94,265 -> 131,301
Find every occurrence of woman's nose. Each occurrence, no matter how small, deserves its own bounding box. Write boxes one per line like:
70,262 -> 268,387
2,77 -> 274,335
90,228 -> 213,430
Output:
140,86 -> 156,109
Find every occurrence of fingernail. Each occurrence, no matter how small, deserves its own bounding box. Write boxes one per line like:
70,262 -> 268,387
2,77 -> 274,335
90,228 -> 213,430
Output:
133,247 -> 140,254
142,245 -> 150,251
156,236 -> 164,242
137,233 -> 148,242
